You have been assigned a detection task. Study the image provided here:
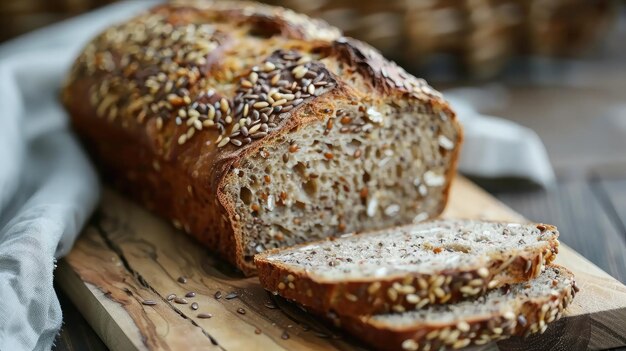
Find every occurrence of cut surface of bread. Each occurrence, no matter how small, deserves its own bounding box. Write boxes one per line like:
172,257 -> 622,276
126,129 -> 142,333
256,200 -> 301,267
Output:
255,219 -> 559,315
222,44 -> 462,266
339,265 -> 577,351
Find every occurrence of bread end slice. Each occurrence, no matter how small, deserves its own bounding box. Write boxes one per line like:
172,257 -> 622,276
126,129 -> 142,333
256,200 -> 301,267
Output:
338,265 -> 578,351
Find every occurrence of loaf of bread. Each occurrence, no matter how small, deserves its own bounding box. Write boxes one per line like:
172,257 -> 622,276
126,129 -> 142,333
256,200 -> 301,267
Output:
338,265 -> 577,351
62,0 -> 462,274
255,220 -> 559,316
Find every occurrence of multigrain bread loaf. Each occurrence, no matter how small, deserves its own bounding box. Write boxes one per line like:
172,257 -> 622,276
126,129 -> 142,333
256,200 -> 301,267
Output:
62,0 -> 462,274
255,220 -> 559,316
338,265 -> 577,351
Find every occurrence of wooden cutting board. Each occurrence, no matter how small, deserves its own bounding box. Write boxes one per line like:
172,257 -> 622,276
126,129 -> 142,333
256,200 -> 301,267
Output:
56,176 -> 626,351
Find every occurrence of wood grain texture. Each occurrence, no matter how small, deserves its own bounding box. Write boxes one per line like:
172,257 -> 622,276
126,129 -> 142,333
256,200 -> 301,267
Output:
57,176 -> 626,351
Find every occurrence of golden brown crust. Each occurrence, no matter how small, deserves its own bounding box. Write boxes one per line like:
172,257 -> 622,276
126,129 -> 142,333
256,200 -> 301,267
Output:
255,223 -> 559,316
63,1 -> 462,275
335,265 -> 578,351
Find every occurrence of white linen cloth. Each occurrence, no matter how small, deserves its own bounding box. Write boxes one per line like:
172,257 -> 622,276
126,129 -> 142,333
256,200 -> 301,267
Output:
445,87 -> 556,187
0,1 -> 554,350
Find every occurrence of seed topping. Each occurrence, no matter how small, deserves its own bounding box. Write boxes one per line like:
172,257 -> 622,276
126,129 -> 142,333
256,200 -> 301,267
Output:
75,12 -> 337,150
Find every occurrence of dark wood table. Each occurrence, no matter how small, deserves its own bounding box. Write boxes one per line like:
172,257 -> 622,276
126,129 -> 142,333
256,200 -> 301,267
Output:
51,12 -> 626,351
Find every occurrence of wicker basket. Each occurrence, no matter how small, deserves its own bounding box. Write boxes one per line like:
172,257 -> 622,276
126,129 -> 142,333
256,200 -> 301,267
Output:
264,0 -> 616,77
0,0 -> 116,43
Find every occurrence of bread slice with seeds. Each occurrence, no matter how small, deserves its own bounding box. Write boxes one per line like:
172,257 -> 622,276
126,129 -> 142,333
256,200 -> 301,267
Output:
255,220 -> 559,316
62,0 -> 462,275
337,265 -> 578,351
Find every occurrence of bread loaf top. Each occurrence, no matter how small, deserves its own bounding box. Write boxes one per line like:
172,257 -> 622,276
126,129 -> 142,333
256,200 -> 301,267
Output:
63,0 -> 451,162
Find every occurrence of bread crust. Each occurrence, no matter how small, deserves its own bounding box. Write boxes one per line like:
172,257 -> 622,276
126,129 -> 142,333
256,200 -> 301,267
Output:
255,222 -> 559,316
335,265 -> 578,351
63,1 -> 462,275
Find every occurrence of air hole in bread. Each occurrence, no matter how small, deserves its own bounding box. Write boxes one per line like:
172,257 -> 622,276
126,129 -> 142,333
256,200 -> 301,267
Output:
240,187 -> 253,205
346,139 -> 361,152
303,179 -> 318,197
293,162 -> 307,178
396,164 -> 403,178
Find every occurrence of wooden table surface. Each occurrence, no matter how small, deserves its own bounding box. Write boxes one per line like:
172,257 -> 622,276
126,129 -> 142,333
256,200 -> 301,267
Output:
51,11 -> 626,351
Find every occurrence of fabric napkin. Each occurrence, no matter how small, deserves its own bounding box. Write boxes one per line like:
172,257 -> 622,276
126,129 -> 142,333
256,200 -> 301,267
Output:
445,87 -> 556,188
0,1 -> 554,350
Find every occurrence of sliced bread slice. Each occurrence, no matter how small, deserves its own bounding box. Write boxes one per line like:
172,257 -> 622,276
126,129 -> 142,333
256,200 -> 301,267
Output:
255,219 -> 559,316
337,265 -> 578,351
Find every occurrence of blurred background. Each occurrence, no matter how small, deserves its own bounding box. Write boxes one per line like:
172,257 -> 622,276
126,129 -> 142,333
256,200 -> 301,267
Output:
0,0 -> 618,78
1,0 -> 625,350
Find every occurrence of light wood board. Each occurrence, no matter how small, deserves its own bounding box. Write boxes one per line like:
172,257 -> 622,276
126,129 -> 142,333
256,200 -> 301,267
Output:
56,176 -> 626,351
